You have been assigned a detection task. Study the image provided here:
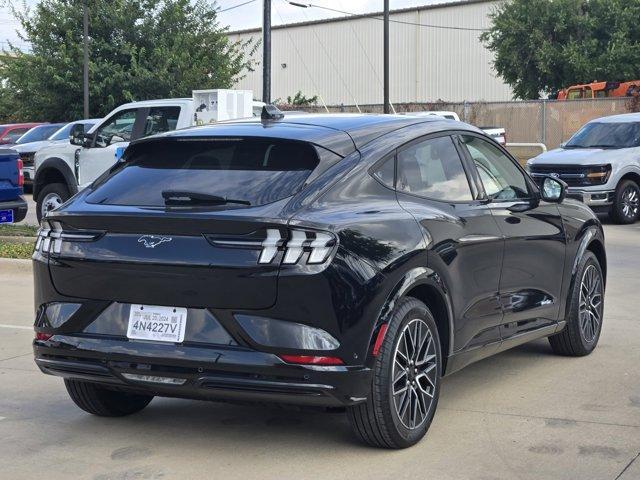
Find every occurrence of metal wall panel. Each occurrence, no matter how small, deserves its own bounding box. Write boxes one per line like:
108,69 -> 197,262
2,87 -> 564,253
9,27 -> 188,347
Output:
228,0 -> 511,106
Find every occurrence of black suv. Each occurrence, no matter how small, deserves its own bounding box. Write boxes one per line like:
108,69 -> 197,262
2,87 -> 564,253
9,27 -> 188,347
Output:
33,114 -> 606,449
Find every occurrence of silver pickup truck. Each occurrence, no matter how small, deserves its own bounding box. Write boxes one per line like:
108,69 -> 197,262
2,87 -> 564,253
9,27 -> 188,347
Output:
527,113 -> 640,224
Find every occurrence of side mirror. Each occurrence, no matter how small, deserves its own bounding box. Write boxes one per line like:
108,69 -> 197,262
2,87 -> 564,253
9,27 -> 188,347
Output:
69,123 -> 85,146
540,176 -> 567,203
560,142 -> 567,148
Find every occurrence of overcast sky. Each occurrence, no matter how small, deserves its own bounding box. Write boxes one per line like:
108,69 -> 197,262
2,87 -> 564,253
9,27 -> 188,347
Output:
0,0 -> 461,50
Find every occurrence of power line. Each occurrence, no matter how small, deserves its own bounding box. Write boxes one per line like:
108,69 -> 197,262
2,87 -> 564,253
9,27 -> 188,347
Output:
285,1 -> 488,32
218,0 -> 257,13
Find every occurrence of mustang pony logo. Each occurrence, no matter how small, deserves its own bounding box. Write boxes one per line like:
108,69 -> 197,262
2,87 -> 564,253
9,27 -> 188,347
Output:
138,235 -> 173,249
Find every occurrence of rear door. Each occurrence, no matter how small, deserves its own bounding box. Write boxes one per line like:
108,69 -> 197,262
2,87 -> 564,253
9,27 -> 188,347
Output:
47,137 -> 326,310
458,133 -> 566,339
393,133 -> 505,353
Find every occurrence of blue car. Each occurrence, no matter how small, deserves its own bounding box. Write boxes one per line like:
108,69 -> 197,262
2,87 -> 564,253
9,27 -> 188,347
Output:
0,148 -> 28,223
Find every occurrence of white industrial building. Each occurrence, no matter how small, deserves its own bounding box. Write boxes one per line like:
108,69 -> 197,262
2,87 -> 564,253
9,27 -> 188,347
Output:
228,0 -> 510,107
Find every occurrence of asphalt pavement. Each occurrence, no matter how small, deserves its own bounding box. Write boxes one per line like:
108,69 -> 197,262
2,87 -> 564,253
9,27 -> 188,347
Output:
0,224 -> 638,480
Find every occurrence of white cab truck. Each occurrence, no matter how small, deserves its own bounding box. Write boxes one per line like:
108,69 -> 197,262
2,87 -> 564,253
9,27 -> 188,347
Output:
33,90 -> 262,220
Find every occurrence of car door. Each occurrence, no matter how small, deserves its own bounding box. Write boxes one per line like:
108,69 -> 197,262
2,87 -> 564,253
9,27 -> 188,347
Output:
458,133 -> 567,340
393,133 -> 505,355
77,108 -> 143,187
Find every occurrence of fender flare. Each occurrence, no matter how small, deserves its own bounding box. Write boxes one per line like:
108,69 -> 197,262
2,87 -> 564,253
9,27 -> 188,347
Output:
566,225 -> 606,319
374,267 -> 455,363
33,157 -> 78,200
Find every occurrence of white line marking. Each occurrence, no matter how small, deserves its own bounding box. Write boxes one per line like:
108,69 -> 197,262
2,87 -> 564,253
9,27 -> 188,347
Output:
0,417 -> 5,421
0,324 -> 32,331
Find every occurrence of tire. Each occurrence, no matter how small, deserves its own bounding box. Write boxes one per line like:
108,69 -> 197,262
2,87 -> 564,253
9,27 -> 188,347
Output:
549,251 -> 604,356
64,379 -> 153,417
347,297 -> 442,449
611,179 -> 640,224
36,182 -> 70,222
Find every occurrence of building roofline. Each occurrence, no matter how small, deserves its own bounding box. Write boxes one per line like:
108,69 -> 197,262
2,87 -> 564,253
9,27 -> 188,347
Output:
227,0 -> 496,35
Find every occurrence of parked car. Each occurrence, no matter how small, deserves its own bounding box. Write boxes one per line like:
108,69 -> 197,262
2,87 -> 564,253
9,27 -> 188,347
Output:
16,120 -> 100,187
527,113 -> 640,223
33,93 -> 263,221
33,112 -> 606,448
402,111 -> 507,145
0,149 -> 27,223
0,123 -> 44,146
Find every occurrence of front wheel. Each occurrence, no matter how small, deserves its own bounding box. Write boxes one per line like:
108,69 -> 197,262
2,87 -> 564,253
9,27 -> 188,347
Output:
347,297 -> 442,449
549,251 -> 604,356
36,182 -> 70,222
611,179 -> 640,224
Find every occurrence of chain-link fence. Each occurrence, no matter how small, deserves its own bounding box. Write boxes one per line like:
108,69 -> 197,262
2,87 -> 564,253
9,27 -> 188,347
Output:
302,97 -> 640,149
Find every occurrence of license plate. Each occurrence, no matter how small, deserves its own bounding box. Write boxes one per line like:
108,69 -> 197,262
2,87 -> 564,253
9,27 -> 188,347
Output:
0,210 -> 13,224
127,304 -> 187,343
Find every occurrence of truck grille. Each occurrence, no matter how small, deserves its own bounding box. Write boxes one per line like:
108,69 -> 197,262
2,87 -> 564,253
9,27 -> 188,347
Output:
19,152 -> 35,167
529,164 -> 609,187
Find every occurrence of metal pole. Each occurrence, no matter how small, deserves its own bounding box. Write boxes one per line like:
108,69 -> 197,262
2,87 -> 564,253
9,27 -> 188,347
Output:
262,0 -> 271,104
82,0 -> 89,119
383,0 -> 390,114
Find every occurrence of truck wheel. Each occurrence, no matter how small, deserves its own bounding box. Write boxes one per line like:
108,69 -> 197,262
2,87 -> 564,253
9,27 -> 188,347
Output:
64,379 -> 153,417
611,179 -> 640,224
347,297 -> 442,449
36,183 -> 70,222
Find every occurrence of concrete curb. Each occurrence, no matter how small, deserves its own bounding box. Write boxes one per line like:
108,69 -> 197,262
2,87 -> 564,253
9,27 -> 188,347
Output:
0,258 -> 32,275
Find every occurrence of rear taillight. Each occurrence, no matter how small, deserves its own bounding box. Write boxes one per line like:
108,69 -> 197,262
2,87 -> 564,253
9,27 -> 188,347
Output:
16,158 -> 24,187
35,332 -> 52,341
35,220 -> 103,255
260,229 -> 335,265
278,354 -> 344,366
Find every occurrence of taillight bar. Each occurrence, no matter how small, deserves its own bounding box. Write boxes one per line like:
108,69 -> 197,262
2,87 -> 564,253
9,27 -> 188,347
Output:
35,220 -> 103,255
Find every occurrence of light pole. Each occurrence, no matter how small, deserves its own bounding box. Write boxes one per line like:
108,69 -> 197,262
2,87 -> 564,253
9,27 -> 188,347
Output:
82,0 -> 89,118
383,0 -> 389,114
262,0 -> 271,104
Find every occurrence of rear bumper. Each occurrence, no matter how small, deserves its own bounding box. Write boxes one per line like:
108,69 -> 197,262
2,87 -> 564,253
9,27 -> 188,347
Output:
0,196 -> 28,222
33,335 -> 371,407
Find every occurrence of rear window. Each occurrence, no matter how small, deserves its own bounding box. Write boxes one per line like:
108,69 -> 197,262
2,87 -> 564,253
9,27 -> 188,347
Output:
86,138 -> 321,207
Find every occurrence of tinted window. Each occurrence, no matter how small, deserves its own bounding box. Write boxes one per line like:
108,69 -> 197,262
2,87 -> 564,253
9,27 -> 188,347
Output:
397,136 -> 472,201
3,128 -> 29,142
142,107 -> 181,137
565,122 -> 640,149
372,156 -> 395,188
16,124 -> 62,144
94,109 -> 137,147
461,135 -> 530,200
87,139 -> 321,207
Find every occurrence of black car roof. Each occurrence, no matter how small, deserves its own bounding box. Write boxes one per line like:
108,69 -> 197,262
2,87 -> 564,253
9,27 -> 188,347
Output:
147,114 -> 466,157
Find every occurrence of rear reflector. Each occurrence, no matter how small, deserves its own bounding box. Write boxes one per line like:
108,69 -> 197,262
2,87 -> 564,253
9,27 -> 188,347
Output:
17,158 -> 24,187
372,324 -> 388,356
279,354 -> 344,366
35,332 -> 52,341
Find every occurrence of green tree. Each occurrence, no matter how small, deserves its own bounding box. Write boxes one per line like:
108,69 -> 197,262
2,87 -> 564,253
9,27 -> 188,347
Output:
0,0 -> 256,122
286,90 -> 318,107
481,0 -> 640,99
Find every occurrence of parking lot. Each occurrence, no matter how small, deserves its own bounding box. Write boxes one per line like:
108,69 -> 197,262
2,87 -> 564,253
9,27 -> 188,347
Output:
0,222 -> 637,480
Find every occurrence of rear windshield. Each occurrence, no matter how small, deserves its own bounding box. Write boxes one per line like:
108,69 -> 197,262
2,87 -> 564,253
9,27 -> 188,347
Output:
86,138 -> 321,207
565,122 -> 640,149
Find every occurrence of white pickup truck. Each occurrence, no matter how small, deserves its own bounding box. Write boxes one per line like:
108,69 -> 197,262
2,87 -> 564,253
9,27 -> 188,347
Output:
33,91 -> 263,221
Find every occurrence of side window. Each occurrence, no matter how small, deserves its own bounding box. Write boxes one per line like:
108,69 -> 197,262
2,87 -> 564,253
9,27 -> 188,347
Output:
142,106 -> 181,137
372,156 -> 395,188
397,136 -> 473,202
460,135 -> 530,201
94,109 -> 138,147
5,128 -> 29,142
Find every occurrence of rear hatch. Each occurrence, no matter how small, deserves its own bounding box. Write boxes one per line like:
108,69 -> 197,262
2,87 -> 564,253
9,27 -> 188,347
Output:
43,137 -> 333,309
0,149 -> 21,202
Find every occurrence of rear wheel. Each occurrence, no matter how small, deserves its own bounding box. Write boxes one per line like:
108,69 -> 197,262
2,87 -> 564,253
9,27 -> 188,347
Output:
36,182 -> 70,222
549,251 -> 604,356
347,297 -> 442,449
611,179 -> 640,224
64,379 -> 153,417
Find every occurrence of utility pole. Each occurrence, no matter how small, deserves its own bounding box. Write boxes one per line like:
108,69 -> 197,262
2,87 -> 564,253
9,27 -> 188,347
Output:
383,0 -> 390,114
83,0 -> 89,119
262,0 -> 271,104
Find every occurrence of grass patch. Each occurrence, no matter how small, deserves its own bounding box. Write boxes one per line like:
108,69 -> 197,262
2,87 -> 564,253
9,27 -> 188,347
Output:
0,224 -> 39,237
0,241 -> 33,259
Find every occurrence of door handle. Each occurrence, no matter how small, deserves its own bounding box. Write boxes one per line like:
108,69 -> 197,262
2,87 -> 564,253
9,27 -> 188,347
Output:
505,217 -> 521,225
